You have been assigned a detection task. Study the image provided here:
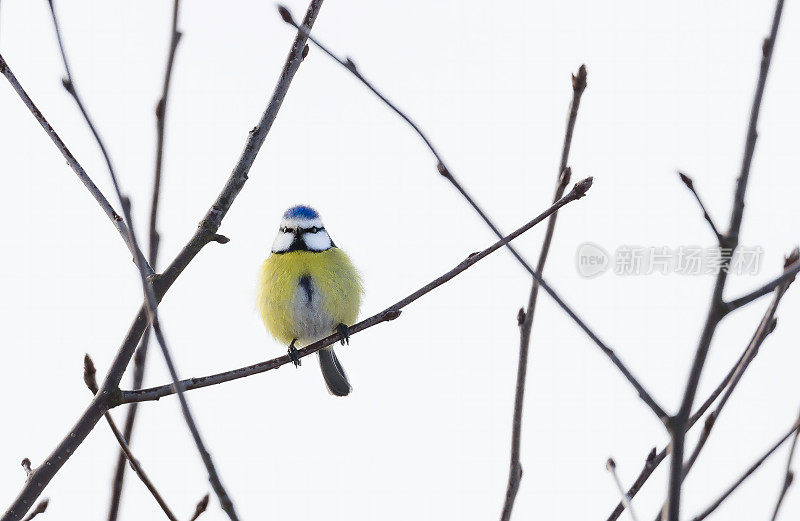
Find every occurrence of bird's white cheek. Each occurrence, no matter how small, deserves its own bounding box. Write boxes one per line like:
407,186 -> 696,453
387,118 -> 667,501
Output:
303,231 -> 332,251
271,232 -> 294,252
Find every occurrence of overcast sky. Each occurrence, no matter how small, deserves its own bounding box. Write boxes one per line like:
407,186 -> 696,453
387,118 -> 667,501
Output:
1,1 -> 799,520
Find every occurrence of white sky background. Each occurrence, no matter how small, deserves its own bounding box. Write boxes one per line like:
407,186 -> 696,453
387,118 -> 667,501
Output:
1,1 -> 799,520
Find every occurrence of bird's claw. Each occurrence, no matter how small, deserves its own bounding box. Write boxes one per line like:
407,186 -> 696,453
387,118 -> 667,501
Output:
288,340 -> 301,368
336,323 -> 350,346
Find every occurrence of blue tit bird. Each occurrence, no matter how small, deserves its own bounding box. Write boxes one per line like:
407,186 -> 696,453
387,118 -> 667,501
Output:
258,205 -> 363,396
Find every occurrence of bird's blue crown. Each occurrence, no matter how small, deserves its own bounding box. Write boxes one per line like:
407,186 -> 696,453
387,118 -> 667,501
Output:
283,205 -> 319,220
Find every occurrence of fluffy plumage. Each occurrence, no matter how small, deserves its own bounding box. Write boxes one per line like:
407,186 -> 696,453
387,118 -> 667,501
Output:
258,248 -> 362,345
258,205 -> 363,396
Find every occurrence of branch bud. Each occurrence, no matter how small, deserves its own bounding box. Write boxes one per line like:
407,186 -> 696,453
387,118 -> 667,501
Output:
382,309 -> 402,321
572,64 -> 587,93
189,494 -> 210,521
21,498 -> 48,521
277,5 -> 295,25
558,166 -> 572,187
83,354 -> 99,395
21,458 -> 32,478
645,447 -> 657,464
678,171 -> 694,189
572,176 -> 593,198
784,247 -> 799,269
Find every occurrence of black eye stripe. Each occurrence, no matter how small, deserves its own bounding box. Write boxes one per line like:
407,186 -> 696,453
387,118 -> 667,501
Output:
279,226 -> 324,234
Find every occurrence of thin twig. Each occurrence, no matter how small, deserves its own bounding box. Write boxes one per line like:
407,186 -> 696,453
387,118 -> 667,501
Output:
606,459 -> 639,521
690,411 -> 800,521
0,53 -> 151,275
152,317 -> 239,519
84,355 -> 180,521
725,259 -> 800,312
108,2 -> 182,518
0,1 -> 324,518
500,64 -> 587,521
770,446 -> 797,521
119,179 -> 593,404
771,407 -> 800,521
277,5 -> 667,423
677,172 -> 723,242
108,332 -> 152,521
772,438 -> 800,521
104,407 -> 178,521
665,1 -> 785,518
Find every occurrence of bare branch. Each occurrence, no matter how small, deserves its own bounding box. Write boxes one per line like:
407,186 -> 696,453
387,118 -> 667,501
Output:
151,318 -> 240,519
606,261 -> 789,521
277,5 -> 666,423
725,256 -> 800,312
0,53 -> 151,275
84,355 -> 180,521
122,192 -> 241,519
102,407 -> 180,521
772,378 -> 800,521
682,275 -> 793,478
45,1 -> 240,517
666,1 -> 786,518
770,471 -> 795,521
677,171 -> 723,242
46,0 -> 125,221
771,410 -> 800,520
501,63 -> 587,521
108,1 -> 182,518
606,458 -> 639,521
108,331 -> 152,521
0,0 -> 325,518
150,0 -> 182,268
690,411 -> 800,521
119,180 -> 593,404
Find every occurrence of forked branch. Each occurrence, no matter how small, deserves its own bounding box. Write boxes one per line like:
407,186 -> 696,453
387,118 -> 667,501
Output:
666,1 -> 786,518
607,251 -> 794,521
83,355 -> 185,521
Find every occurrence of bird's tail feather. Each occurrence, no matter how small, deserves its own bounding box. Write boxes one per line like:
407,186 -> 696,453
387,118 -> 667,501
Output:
318,347 -> 351,396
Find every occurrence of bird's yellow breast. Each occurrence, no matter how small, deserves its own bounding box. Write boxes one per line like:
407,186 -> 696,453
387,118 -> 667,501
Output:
258,248 -> 362,345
